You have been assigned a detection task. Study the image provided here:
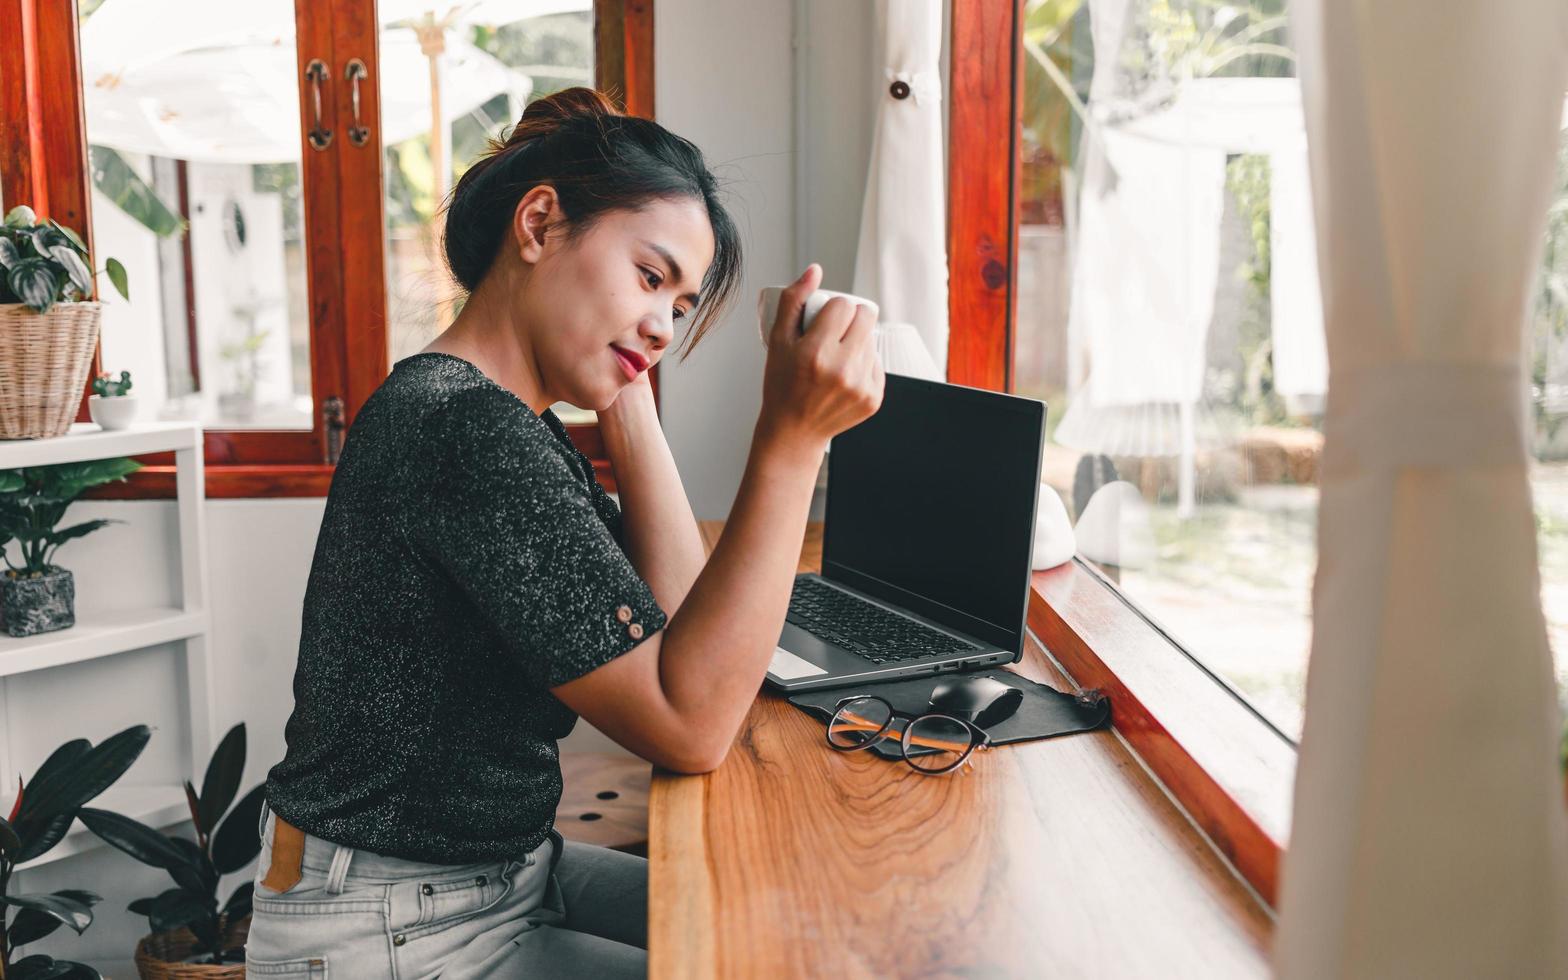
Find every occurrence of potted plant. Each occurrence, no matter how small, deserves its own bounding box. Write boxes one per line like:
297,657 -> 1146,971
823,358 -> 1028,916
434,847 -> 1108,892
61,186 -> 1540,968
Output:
216,329 -> 269,423
81,723 -> 265,976
0,458 -> 142,637
88,371 -> 136,432
0,205 -> 129,440
1,724 -> 153,980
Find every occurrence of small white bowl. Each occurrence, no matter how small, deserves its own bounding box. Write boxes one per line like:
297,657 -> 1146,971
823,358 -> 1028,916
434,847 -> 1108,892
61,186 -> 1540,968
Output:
88,394 -> 138,431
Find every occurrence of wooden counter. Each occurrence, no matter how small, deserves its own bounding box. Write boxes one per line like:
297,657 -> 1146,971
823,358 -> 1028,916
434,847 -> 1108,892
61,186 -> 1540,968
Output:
647,523 -> 1273,978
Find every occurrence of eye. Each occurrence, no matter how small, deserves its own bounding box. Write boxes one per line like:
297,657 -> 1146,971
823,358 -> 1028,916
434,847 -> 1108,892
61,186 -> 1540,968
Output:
640,266 -> 662,289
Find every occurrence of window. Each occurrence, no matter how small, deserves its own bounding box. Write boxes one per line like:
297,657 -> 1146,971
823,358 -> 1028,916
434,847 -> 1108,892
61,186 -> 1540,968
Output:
1011,0 -> 1568,741
1530,116 -> 1568,717
379,6 -> 600,425
950,0 -> 1568,903
0,0 -> 651,496
1014,0 -> 1312,738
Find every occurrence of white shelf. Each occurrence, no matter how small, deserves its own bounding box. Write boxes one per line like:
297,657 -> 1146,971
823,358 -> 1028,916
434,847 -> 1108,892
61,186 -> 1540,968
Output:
8,782 -> 189,870
0,418 -> 215,877
0,607 -> 209,677
0,421 -> 200,468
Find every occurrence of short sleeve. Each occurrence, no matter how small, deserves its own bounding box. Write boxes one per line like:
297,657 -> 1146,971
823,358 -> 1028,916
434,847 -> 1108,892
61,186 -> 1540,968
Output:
406,386 -> 667,689
541,409 -> 627,547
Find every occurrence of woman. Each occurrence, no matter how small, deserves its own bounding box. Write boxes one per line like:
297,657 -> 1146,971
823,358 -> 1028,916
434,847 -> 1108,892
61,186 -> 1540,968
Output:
245,87 -> 883,978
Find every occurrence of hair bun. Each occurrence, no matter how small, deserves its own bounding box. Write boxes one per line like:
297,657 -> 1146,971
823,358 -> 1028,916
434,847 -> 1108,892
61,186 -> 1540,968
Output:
505,87 -> 622,147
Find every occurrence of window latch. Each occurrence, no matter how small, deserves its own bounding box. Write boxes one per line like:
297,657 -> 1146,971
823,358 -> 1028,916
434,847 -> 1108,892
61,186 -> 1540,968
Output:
323,396 -> 345,465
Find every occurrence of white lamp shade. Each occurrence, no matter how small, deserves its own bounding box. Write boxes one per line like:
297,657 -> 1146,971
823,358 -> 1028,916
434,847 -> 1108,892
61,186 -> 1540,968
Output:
1031,484 -> 1076,570
1073,480 -> 1154,569
876,321 -> 941,381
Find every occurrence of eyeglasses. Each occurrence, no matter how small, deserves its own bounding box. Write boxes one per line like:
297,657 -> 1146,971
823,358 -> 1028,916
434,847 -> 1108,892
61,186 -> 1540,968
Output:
825,695 -> 993,775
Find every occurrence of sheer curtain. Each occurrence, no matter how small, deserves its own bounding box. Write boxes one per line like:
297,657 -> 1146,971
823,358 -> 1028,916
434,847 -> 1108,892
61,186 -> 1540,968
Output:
1277,1 -> 1568,974
851,0 -> 948,377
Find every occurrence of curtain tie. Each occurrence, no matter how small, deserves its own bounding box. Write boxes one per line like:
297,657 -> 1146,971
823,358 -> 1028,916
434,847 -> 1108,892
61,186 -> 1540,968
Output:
1322,361 -> 1528,474
884,68 -> 940,107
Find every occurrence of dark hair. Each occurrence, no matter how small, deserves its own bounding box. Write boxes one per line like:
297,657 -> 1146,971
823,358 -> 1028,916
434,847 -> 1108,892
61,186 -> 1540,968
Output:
443,87 -> 743,358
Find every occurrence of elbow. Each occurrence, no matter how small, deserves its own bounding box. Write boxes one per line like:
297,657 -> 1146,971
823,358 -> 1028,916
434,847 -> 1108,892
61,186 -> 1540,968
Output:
662,743 -> 730,775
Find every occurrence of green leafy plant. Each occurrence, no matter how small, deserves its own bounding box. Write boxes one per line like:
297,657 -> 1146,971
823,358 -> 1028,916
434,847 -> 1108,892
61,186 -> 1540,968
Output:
218,329 -> 270,400
81,724 -> 265,965
0,206 -> 128,316
89,371 -> 133,398
0,459 -> 143,579
0,725 -> 153,979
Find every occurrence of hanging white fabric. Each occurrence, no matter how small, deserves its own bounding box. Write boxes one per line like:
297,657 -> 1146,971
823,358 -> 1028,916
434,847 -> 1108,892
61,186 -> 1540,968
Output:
851,0 -> 949,378
1268,143 -> 1327,405
1276,1 -> 1568,976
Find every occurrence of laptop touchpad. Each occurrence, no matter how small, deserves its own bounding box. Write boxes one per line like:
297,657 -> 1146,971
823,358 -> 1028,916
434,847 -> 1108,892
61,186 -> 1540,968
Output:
768,646 -> 828,680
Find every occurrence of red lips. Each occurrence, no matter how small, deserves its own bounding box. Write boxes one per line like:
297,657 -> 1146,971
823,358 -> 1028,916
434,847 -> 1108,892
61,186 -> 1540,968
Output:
610,345 -> 648,373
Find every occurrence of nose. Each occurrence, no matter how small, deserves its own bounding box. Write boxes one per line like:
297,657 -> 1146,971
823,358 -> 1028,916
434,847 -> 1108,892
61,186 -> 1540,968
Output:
641,311 -> 674,356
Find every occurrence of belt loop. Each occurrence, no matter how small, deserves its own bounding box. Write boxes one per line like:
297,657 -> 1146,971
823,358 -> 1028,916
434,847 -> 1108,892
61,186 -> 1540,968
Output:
325,842 -> 354,894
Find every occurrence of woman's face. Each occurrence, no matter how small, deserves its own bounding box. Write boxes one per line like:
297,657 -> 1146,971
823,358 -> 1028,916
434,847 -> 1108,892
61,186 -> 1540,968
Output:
512,188 -> 716,412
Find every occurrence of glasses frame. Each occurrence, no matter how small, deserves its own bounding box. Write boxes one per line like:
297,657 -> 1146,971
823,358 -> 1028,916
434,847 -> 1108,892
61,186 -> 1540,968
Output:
825,694 -> 995,775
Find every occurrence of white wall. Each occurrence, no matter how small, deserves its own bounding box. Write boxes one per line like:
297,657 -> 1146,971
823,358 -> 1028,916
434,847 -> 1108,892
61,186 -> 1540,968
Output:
659,0 -> 881,520
10,1 -> 940,970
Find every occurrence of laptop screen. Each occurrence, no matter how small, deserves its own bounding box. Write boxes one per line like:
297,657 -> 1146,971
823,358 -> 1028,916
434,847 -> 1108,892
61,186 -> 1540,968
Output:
822,375 -> 1046,653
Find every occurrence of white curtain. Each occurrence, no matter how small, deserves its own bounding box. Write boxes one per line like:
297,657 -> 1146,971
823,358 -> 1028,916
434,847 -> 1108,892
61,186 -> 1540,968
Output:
852,0 -> 948,377
1277,1 -> 1568,975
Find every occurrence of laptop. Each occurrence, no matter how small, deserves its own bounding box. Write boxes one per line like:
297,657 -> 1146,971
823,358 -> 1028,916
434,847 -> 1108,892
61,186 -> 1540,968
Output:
764,374 -> 1047,693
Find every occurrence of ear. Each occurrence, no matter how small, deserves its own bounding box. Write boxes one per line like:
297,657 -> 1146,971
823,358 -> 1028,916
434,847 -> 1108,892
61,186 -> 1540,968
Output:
512,185 -> 558,266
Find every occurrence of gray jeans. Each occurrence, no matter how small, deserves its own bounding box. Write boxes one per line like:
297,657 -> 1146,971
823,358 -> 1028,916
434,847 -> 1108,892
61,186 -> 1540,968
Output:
246,803 -> 646,978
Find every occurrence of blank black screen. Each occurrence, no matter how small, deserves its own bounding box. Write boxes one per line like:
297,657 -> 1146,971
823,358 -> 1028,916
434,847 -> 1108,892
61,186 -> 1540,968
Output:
823,375 -> 1045,652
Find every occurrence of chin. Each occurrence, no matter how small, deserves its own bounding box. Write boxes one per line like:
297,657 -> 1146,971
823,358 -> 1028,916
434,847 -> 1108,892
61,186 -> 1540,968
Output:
564,384 -> 618,414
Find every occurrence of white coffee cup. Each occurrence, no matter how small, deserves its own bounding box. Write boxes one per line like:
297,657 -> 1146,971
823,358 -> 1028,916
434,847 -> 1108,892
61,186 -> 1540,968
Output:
757,286 -> 880,346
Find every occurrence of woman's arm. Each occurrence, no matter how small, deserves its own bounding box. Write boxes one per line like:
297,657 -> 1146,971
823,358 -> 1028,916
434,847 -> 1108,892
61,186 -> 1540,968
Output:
596,375 -> 707,618
553,266 -> 886,773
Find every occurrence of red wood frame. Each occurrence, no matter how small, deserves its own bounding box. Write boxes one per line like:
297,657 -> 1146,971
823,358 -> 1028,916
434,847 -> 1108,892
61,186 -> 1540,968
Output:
946,0 -> 1020,391
1030,563 -> 1292,905
2,0 -> 644,497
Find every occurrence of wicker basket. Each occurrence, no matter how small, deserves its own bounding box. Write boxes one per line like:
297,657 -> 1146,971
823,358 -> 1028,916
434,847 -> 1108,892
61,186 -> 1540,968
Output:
133,913 -> 251,980
0,301 -> 102,439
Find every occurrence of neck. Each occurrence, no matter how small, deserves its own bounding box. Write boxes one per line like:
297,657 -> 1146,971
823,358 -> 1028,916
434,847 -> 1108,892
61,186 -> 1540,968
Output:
424,266 -> 553,416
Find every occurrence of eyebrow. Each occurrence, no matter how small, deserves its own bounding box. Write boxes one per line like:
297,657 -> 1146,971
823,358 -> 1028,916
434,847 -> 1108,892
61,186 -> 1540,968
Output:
642,240 -> 702,308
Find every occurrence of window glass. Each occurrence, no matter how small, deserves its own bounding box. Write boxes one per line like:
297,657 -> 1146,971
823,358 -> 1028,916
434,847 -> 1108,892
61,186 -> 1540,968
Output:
1530,128 -> 1568,717
1017,0 -> 1568,738
380,4 -> 596,424
80,0 -> 313,430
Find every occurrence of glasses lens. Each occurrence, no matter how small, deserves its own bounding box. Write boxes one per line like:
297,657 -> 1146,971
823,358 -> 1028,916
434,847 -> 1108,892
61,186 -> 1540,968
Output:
828,697 -> 892,748
903,716 -> 975,772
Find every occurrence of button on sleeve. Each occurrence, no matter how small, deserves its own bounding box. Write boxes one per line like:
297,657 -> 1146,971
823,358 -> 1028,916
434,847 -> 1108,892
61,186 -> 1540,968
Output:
407,386 -> 667,690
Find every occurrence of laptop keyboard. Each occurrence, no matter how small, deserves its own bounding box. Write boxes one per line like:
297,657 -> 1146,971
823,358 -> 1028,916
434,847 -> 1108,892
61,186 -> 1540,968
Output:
786,577 -> 982,665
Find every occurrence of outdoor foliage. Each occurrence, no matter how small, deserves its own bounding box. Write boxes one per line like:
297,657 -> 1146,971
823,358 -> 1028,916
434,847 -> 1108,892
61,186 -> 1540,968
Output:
0,206 -> 127,315
1531,131 -> 1568,456
1217,153 -> 1291,427
0,725 -> 153,979
88,147 -> 187,241
81,724 -> 264,965
0,459 -> 143,577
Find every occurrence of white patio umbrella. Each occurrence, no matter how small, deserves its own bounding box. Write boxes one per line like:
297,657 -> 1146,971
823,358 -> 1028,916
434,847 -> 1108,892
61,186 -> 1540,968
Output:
79,0 -> 587,165
82,29 -> 529,165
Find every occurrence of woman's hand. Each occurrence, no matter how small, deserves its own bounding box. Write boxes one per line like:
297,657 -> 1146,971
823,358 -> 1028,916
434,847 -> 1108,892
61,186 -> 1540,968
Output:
755,263 -> 885,457
600,367 -> 657,431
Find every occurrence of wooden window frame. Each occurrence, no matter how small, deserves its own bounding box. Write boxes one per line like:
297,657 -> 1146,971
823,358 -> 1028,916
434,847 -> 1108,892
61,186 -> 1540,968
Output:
0,0 -> 652,498
947,0 -> 1293,906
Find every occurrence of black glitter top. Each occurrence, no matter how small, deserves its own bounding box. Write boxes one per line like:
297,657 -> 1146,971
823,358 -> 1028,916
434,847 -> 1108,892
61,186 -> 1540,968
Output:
264,352 -> 667,865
